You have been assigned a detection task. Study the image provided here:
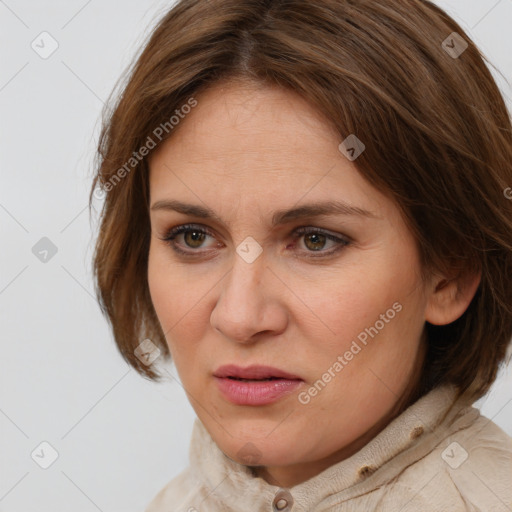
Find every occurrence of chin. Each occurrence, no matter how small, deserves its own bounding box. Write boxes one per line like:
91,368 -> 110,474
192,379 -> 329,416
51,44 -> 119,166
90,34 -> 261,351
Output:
222,432 -> 299,466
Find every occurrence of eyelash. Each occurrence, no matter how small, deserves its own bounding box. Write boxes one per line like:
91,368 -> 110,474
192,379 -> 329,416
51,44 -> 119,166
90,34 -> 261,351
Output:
159,223 -> 351,259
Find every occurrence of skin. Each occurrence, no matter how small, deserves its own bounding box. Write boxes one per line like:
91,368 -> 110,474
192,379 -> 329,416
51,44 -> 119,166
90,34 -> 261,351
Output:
146,79 -> 480,488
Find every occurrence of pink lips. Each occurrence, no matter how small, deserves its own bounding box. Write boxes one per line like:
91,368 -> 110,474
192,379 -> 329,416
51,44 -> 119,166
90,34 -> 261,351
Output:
213,364 -> 304,405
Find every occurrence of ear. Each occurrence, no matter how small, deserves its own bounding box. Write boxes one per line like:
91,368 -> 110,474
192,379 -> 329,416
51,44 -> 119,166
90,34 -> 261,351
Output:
425,267 -> 481,326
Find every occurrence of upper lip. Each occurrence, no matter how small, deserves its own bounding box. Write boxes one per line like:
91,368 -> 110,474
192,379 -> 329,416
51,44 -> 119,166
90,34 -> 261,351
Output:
213,364 -> 303,380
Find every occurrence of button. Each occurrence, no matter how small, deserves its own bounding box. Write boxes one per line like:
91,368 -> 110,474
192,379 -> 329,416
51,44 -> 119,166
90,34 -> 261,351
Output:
273,489 -> 294,511
410,425 -> 424,439
358,464 -> 377,478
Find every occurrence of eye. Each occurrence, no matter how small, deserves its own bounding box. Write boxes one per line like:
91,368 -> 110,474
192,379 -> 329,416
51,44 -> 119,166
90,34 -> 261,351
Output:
158,224 -> 350,258
159,224 -> 218,255
291,226 -> 350,258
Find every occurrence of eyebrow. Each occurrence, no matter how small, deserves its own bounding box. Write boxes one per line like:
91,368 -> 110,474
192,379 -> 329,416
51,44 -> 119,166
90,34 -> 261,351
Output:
150,199 -> 378,225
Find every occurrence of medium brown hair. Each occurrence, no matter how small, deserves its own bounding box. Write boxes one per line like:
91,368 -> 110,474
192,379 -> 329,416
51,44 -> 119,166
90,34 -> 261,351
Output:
90,0 -> 512,403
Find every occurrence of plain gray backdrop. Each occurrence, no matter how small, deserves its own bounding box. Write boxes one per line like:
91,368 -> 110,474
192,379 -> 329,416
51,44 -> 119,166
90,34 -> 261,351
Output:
1,0 -> 511,510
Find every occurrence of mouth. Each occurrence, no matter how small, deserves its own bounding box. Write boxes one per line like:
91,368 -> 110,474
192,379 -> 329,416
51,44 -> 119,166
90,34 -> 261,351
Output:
213,364 -> 303,381
213,364 -> 304,405
225,376 -> 286,382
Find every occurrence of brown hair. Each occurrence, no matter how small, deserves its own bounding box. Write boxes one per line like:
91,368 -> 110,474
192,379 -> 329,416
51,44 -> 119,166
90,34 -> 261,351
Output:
90,0 -> 512,403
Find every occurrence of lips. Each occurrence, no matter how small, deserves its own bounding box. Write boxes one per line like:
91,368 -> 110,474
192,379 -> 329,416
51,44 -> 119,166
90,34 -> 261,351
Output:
213,365 -> 304,405
213,364 -> 303,381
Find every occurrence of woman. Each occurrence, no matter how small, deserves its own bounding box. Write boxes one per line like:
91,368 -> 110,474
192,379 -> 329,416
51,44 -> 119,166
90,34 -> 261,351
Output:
90,0 -> 512,510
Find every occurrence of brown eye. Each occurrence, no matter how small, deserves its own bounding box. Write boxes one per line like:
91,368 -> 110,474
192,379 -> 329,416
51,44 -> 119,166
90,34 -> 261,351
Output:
183,230 -> 207,248
160,224 -> 217,255
160,224 -> 350,259
303,233 -> 327,251
293,227 -> 350,258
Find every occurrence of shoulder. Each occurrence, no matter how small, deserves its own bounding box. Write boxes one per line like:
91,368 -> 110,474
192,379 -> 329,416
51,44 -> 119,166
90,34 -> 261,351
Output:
388,413 -> 512,511
438,414 -> 512,510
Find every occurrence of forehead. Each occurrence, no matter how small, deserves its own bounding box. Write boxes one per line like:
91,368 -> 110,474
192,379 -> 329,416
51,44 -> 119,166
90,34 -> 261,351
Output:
147,81 -> 390,220
150,81 -> 341,172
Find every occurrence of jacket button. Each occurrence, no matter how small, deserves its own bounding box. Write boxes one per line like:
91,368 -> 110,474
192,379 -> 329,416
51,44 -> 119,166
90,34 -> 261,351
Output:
410,425 -> 424,439
358,464 -> 377,478
273,489 -> 294,511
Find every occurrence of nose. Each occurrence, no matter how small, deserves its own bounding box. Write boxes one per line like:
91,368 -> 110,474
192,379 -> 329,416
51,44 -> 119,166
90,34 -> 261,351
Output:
210,253 -> 288,344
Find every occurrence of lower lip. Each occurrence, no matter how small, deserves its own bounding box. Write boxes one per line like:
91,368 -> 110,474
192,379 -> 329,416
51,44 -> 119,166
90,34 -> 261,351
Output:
214,377 -> 303,405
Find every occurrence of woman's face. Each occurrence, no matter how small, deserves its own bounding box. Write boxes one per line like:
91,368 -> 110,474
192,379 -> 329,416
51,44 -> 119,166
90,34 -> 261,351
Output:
147,80 -> 433,488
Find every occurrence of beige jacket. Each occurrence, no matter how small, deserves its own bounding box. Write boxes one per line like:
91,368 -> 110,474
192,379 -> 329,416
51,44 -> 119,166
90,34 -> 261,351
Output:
145,384 -> 512,511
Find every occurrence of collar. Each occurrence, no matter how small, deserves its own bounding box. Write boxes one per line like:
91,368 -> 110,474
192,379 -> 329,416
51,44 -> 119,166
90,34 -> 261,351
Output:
188,384 -> 478,511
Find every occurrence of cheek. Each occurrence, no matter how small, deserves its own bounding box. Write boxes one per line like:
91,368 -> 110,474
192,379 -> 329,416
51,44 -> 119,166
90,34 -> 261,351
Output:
302,258 -> 423,348
147,243 -> 211,360
147,245 -> 184,343
295,250 -> 427,400
147,245 -> 171,320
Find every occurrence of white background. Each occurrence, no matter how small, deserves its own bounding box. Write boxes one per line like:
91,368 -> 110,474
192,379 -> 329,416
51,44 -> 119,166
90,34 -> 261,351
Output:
1,1 -> 511,510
